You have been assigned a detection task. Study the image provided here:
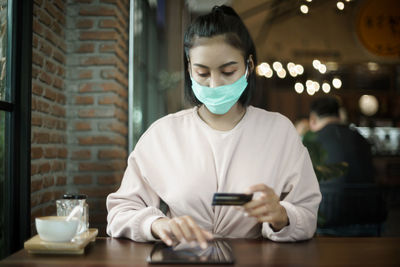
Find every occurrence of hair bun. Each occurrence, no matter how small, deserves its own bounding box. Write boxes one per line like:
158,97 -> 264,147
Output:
211,5 -> 240,18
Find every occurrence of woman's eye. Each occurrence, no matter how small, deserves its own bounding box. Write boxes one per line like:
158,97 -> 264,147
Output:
222,71 -> 235,76
198,73 -> 209,77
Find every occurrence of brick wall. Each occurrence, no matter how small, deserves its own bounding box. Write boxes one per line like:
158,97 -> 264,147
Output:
31,0 -> 129,236
31,0 -> 68,224
66,0 -> 129,235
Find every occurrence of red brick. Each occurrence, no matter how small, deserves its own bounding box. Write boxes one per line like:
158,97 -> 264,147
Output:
115,108 -> 128,122
44,87 -> 57,101
54,0 -> 65,12
45,147 -> 58,158
98,173 -> 123,185
35,98 -> 50,113
32,51 -> 44,67
45,60 -> 57,74
79,70 -> 93,79
44,204 -> 57,216
43,116 -> 56,129
80,31 -> 118,41
39,162 -> 51,174
81,56 -> 116,66
57,65 -> 65,77
31,164 -> 39,175
43,176 -> 55,188
98,148 -> 127,159
45,2 -> 65,25
44,28 -> 59,46
53,49 -> 65,64
31,179 -> 43,193
31,114 -> 43,126
32,66 -> 40,79
79,7 -> 115,16
98,122 -> 128,135
33,35 -> 39,48
76,43 -> 95,53
75,122 -> 92,131
51,160 -> 65,172
75,95 -> 94,105
56,92 -> 66,104
52,22 -> 64,37
72,149 -> 91,160
75,0 -> 93,3
39,40 -> 53,56
76,19 -> 94,29
99,43 -> 127,63
74,175 -> 92,185
32,83 -> 44,95
37,9 -> 52,26
58,148 -> 68,158
101,69 -> 128,87
49,133 -> 66,144
31,147 -> 43,159
39,71 -> 52,85
78,135 -> 126,146
56,176 -> 67,186
34,132 -> 50,143
53,77 -> 64,90
33,20 -> 44,36
79,160 -> 126,172
51,104 -> 66,117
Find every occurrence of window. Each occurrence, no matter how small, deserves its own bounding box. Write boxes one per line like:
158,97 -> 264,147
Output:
0,0 -> 32,260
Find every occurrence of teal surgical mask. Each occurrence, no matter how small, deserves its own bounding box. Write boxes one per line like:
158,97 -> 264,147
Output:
191,68 -> 248,115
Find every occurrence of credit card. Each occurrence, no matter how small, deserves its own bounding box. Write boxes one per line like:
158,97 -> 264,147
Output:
212,193 -> 253,206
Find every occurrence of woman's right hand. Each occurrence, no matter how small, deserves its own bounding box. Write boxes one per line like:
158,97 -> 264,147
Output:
151,216 -> 213,249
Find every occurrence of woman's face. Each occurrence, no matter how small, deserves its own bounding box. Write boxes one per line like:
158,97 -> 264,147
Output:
188,35 -> 247,88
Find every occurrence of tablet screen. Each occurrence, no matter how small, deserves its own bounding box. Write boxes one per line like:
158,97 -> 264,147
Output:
147,240 -> 235,264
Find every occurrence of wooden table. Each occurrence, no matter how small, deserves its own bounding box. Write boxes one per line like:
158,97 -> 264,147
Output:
1,237 -> 400,266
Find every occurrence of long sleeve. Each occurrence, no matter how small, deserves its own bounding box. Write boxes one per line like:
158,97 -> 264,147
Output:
106,152 -> 166,242
262,128 -> 321,242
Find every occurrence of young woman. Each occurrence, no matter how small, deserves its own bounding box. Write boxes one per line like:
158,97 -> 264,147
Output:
106,6 -> 321,249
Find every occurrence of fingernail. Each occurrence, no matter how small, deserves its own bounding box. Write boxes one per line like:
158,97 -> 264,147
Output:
201,242 -> 207,249
244,212 -> 249,217
166,240 -> 172,246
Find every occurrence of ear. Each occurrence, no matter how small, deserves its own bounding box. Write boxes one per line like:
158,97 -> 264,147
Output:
247,55 -> 255,75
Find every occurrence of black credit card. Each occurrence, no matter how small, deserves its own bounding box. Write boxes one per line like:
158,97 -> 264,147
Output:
212,193 -> 253,206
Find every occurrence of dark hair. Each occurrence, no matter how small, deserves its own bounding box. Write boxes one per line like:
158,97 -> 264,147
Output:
310,96 -> 340,118
183,5 -> 257,107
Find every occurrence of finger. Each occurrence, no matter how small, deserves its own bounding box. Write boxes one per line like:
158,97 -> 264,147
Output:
169,219 -> 184,242
244,183 -> 271,194
176,218 -> 195,241
158,228 -> 173,246
186,218 -> 208,249
202,230 -> 214,240
243,194 -> 268,209
247,204 -> 270,217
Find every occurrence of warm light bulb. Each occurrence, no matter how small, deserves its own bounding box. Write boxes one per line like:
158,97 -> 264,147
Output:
300,5 -> 309,14
312,59 -> 321,69
295,64 -> 304,75
295,82 -> 304,94
359,95 -> 379,116
337,1 -> 345,10
322,83 -> 331,93
277,69 -> 287,78
332,78 -> 342,89
265,68 -> 273,78
272,61 -> 283,71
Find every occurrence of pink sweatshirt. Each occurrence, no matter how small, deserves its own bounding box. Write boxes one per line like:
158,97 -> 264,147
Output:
107,106 -> 321,242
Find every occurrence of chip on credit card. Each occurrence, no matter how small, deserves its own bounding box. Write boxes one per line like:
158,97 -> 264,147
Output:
212,193 -> 253,206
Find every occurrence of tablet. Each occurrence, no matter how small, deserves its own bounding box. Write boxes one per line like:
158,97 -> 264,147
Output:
147,240 -> 235,265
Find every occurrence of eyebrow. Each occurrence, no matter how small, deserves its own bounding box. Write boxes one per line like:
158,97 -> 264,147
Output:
193,61 -> 238,69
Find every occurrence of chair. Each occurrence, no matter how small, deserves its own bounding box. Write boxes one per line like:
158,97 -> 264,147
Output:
317,183 -> 388,237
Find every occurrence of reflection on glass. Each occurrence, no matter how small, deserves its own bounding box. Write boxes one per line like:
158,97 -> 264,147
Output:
148,240 -> 235,264
0,111 -> 5,259
0,1 -> 7,101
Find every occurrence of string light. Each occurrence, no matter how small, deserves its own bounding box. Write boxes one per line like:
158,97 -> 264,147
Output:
300,5 -> 309,14
295,82 -> 304,94
332,78 -> 342,89
337,1 -> 345,10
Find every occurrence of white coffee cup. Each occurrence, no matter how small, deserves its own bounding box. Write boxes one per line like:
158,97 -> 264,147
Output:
35,216 -> 79,242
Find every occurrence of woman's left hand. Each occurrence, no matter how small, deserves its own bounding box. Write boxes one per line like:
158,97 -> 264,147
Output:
243,183 -> 289,232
